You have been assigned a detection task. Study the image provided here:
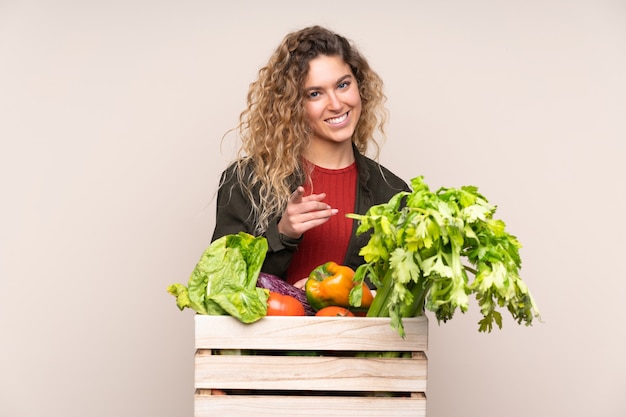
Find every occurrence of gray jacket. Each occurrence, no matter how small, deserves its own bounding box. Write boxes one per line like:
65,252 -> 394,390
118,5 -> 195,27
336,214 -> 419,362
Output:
211,147 -> 410,280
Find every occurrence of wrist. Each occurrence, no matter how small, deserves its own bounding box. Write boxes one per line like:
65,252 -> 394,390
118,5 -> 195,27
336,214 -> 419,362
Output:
279,233 -> 302,248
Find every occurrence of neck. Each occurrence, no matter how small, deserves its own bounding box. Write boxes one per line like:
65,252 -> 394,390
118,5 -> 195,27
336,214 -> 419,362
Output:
303,141 -> 355,169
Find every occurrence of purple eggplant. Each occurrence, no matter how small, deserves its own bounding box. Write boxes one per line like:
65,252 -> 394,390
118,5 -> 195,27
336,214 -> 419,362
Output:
256,272 -> 316,316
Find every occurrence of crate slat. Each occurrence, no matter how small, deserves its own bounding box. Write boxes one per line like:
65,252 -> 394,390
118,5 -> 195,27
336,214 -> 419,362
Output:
195,393 -> 426,417
194,315 -> 428,351
195,353 -> 427,392
193,315 -> 428,416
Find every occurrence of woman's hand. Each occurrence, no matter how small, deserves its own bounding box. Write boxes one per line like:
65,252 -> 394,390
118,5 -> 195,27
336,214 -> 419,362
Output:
293,277 -> 308,289
278,186 -> 338,239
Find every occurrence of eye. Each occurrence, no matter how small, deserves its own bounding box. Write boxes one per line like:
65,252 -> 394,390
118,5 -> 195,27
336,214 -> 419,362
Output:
338,81 -> 349,89
308,91 -> 320,99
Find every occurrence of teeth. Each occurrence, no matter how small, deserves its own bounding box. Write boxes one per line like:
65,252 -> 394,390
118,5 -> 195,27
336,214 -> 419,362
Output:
326,113 -> 348,124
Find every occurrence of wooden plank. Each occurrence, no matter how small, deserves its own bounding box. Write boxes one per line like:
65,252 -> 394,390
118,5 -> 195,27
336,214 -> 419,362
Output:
194,315 -> 428,351
193,315 -> 429,414
195,354 -> 427,392
194,393 -> 426,417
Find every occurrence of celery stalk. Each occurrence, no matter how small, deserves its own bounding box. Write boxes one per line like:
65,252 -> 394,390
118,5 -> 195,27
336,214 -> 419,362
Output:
348,176 -> 541,336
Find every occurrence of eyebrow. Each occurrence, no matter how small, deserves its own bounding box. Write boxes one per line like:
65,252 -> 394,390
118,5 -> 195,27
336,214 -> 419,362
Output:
304,74 -> 353,92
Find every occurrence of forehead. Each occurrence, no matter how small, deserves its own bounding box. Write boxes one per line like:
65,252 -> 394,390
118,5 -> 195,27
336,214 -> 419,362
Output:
304,55 -> 353,87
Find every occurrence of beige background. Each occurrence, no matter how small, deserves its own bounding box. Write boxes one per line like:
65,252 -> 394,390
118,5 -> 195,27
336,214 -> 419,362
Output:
1,1 -> 625,416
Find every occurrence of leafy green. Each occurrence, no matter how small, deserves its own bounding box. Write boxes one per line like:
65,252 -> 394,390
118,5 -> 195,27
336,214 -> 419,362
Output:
348,176 -> 541,337
167,232 -> 270,323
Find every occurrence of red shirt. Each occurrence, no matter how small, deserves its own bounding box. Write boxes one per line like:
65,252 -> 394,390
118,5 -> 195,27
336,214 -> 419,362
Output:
286,162 -> 357,284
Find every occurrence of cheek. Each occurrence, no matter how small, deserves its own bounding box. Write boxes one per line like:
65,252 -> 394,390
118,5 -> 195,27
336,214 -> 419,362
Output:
304,102 -> 322,122
350,94 -> 362,120
351,90 -> 362,109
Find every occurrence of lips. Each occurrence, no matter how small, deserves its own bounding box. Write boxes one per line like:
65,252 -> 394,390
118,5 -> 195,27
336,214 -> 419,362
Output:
325,111 -> 349,125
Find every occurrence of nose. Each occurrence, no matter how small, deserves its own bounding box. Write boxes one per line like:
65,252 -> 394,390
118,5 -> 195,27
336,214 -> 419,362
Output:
326,92 -> 342,111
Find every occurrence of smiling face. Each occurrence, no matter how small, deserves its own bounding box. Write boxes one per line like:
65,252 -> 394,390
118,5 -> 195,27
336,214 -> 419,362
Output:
303,55 -> 362,149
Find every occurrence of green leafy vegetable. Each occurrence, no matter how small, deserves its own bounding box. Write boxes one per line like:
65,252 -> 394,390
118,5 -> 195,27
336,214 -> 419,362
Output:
167,232 -> 270,323
348,176 -> 541,337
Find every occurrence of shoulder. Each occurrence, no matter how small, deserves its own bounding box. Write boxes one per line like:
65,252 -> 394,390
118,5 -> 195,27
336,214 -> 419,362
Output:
355,152 -> 410,192
218,159 -> 254,188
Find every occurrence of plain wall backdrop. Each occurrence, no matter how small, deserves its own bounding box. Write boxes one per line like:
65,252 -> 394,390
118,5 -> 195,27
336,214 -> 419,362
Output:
1,1 -> 625,416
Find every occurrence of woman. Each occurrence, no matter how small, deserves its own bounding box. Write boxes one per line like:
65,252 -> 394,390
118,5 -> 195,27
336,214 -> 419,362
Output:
212,25 -> 409,286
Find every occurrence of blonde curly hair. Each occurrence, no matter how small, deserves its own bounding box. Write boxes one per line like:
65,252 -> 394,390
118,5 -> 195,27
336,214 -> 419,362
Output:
230,25 -> 388,234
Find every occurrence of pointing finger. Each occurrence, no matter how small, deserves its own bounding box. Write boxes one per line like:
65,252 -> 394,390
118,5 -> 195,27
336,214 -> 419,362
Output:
289,186 -> 305,204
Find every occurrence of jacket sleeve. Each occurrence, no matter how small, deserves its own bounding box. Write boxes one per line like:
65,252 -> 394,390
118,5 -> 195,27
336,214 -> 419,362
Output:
211,165 -> 299,280
263,217 -> 302,279
211,167 -> 255,240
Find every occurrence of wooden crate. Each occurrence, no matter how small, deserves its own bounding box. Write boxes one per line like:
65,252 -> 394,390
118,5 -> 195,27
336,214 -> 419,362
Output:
194,315 -> 428,417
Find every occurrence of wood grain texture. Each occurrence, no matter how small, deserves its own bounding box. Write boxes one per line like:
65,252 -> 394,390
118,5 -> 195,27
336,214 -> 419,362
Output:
194,315 -> 428,351
193,315 -> 428,416
195,353 -> 427,391
195,394 -> 427,417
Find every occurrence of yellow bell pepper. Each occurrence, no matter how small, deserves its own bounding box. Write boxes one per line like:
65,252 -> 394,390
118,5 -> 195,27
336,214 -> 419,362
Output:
305,262 -> 373,312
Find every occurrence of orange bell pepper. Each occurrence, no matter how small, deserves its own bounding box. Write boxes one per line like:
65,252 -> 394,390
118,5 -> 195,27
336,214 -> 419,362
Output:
305,262 -> 374,311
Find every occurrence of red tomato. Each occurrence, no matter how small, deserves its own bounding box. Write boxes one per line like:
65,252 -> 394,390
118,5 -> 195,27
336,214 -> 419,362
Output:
266,292 -> 306,316
315,306 -> 355,317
